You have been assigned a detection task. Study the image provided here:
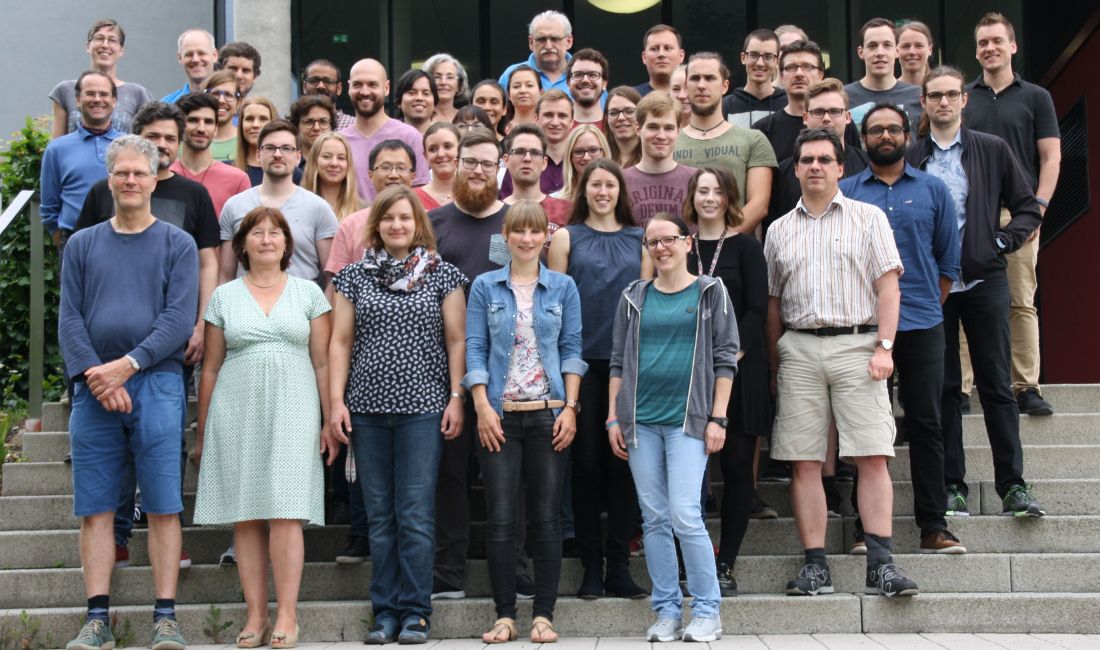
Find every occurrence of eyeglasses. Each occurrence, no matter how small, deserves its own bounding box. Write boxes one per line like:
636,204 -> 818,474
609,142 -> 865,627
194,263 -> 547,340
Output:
532,34 -> 566,44
744,51 -> 777,63
433,73 -> 458,82
797,155 -> 837,166
90,35 -> 121,47
808,108 -> 846,119
571,147 -> 604,159
301,118 -> 331,129
508,147 -> 544,159
782,63 -> 821,73
460,157 -> 498,173
205,89 -> 240,100
110,170 -> 152,181
925,90 -> 964,103
373,164 -> 412,174
304,76 -> 338,86
455,122 -> 483,131
867,125 -> 906,138
644,235 -> 689,249
570,70 -> 603,82
607,107 -> 637,119
260,144 -> 298,156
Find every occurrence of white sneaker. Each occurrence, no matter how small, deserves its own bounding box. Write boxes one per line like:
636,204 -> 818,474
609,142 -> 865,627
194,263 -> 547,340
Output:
646,618 -> 683,642
682,616 -> 722,642
219,544 -> 236,566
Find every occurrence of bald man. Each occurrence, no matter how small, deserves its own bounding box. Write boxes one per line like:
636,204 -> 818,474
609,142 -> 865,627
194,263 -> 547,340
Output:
163,29 -> 217,103
337,58 -> 428,201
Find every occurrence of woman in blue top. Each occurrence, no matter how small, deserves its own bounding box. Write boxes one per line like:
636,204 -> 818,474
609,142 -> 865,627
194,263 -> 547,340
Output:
465,200 -> 587,644
608,213 -> 740,643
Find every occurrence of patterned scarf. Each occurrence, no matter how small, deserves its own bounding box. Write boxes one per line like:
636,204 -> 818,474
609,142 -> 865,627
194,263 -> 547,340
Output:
360,246 -> 440,292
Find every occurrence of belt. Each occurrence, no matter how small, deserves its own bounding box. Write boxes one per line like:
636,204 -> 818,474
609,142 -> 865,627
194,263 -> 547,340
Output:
795,325 -> 877,337
502,400 -> 565,412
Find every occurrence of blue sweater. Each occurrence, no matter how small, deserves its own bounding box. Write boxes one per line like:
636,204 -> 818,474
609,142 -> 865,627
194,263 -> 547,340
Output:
40,124 -> 124,232
59,219 -> 199,380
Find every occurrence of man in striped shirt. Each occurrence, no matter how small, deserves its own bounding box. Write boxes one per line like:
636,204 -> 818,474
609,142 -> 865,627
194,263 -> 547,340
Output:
765,128 -> 917,598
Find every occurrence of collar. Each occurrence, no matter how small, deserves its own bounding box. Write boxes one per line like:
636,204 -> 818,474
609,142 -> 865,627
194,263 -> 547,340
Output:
855,162 -> 918,185
75,123 -> 123,140
795,189 -> 845,219
492,261 -> 551,289
972,71 -> 1022,90
524,52 -> 573,81
931,128 -> 964,152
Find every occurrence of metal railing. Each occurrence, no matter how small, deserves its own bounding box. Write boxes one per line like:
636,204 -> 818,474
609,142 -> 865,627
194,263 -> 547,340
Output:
0,190 -> 45,420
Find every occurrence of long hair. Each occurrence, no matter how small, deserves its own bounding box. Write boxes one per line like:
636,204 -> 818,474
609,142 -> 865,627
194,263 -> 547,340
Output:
916,65 -> 966,138
234,95 -> 278,173
301,132 -> 362,221
559,124 -> 610,201
363,185 -> 437,253
567,158 -> 634,228
603,86 -> 642,169
682,166 -> 743,230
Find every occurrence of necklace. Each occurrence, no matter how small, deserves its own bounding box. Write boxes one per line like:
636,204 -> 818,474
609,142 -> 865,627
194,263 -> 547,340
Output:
688,121 -> 722,136
245,272 -> 284,289
694,229 -> 729,277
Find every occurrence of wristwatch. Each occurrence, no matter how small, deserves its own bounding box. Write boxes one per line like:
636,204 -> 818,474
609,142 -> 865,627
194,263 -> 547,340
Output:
707,416 -> 728,428
565,400 -> 581,413
876,339 -> 894,351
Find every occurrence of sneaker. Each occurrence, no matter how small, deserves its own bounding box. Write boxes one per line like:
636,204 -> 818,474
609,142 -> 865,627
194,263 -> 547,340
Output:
760,461 -> 792,483
150,617 -> 186,650
66,618 -> 114,650
866,562 -> 919,597
682,616 -> 722,642
629,531 -> 645,557
1017,388 -> 1054,416
716,562 -> 738,597
114,544 -> 130,569
646,618 -> 683,642
64,452 -> 73,464
1003,484 -> 1046,517
335,534 -> 370,563
750,492 -> 778,519
946,484 -> 970,516
219,544 -> 236,566
178,551 -> 191,569
397,618 -> 429,644
850,530 -> 867,555
430,577 -> 465,600
516,571 -> 535,599
364,618 -> 398,645
920,529 -> 967,554
785,563 -> 833,596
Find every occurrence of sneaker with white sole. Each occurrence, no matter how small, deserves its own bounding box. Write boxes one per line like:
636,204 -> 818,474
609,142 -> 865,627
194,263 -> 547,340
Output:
786,562 -> 834,596
219,544 -> 236,566
646,618 -> 683,642
682,616 -> 722,642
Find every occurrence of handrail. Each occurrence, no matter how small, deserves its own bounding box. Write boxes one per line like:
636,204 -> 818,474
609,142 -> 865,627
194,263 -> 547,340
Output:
0,189 -> 36,238
0,190 -> 45,422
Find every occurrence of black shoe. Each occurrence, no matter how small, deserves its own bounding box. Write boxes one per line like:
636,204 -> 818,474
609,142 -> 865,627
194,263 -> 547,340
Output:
335,534 -> 370,563
786,562 -> 833,596
716,562 -> 738,597
562,537 -> 581,558
761,461 -> 792,483
430,577 -> 465,600
604,563 -> 648,599
1003,484 -> 1046,517
516,571 -> 535,600
959,393 -> 972,415
866,562 -> 919,597
577,563 -> 604,600
750,492 -> 778,519
1017,389 -> 1054,416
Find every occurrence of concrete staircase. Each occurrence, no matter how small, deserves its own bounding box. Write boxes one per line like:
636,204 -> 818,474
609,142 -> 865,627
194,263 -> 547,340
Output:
2,385 -> 1099,642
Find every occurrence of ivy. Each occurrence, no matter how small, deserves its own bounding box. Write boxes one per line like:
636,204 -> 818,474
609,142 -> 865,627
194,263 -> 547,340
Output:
0,117 -> 62,410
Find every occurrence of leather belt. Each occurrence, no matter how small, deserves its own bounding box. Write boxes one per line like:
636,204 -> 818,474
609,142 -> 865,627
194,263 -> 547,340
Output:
795,325 -> 877,337
502,400 -> 565,412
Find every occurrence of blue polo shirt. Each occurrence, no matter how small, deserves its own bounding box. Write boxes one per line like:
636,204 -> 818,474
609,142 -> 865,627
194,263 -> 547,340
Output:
161,82 -> 192,104
39,124 -> 123,233
840,163 -> 960,332
499,53 -> 608,109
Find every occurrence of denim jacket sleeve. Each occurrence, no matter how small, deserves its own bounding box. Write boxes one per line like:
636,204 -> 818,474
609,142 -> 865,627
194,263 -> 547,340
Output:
462,276 -> 491,389
557,276 -> 588,378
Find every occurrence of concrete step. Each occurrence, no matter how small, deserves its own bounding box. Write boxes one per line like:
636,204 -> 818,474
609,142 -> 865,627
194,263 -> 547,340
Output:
1,460 -> 200,496
890,445 -> 1100,481
42,400 -> 198,432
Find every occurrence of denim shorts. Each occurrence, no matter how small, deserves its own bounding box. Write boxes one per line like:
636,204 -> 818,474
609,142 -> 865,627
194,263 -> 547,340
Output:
69,371 -> 186,517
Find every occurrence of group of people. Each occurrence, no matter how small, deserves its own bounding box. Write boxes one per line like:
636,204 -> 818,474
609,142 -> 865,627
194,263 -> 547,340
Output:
49,8 -> 1059,649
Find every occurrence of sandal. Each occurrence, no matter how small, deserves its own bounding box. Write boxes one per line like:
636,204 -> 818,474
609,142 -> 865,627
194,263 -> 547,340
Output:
531,616 -> 558,643
235,624 -> 271,648
482,617 -> 517,644
270,623 -> 300,649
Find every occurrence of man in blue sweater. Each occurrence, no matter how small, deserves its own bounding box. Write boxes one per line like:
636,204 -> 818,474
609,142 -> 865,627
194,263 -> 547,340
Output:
59,135 -> 198,650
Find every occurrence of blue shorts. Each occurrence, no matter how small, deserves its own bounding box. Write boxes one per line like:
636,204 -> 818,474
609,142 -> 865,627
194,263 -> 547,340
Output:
69,371 -> 186,518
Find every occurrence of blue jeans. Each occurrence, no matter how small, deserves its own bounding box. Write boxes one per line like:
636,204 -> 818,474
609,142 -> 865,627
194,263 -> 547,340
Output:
351,412 -> 444,624
628,423 -> 720,619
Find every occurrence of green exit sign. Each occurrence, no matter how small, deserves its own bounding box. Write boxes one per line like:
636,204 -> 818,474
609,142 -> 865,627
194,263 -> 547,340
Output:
332,34 -> 348,44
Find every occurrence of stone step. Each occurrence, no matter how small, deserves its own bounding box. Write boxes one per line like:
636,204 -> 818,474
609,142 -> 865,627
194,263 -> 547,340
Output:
1,460 -> 201,497
890,445 -> 1100,481
967,384 -> 1100,415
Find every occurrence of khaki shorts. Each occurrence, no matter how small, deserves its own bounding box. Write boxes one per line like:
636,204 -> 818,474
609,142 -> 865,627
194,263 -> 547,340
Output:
771,331 -> 896,463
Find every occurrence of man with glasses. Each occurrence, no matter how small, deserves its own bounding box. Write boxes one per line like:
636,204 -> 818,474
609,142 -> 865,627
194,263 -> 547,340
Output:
753,41 -> 825,162
502,124 -> 572,225
289,95 -> 337,167
765,127 -> 917,598
200,70 -> 240,162
163,29 -> 218,103
502,90 -> 573,198
622,93 -> 695,227
302,59 -> 355,130
170,92 -> 252,216
218,121 -> 339,285
840,104 -> 965,555
844,18 -> 921,132
216,41 -> 261,98
723,29 -> 787,129
339,58 -> 429,202
568,49 -> 609,127
634,24 -> 684,96
499,10 -> 575,95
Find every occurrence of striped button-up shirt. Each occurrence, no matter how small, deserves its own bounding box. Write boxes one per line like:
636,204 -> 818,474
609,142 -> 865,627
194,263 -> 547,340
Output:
764,190 -> 903,330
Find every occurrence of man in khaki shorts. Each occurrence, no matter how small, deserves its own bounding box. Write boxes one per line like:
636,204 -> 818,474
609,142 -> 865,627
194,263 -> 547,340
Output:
764,127 -> 918,598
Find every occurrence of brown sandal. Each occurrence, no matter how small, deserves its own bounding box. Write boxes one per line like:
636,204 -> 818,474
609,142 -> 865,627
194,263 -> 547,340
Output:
482,617 -> 517,644
531,616 -> 558,643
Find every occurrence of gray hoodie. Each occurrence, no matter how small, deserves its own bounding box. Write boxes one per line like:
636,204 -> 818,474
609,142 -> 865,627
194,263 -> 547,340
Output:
609,275 -> 740,446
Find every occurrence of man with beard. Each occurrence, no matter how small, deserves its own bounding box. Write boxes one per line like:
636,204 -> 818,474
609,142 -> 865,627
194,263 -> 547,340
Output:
502,124 -> 572,226
568,49 -> 609,128
723,29 -> 786,129
218,121 -> 339,285
170,92 -> 251,216
673,53 -> 776,235
339,58 -> 429,202
844,18 -> 921,133
634,24 -> 684,96
840,104 -> 965,555
74,102 -> 221,570
303,59 -> 355,130
163,29 -> 217,103
752,40 -> 825,162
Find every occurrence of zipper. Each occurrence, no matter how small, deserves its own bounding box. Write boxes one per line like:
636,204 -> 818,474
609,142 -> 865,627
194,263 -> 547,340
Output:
623,290 -> 642,448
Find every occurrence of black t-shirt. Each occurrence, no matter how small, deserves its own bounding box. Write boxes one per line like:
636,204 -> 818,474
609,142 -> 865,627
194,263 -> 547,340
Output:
764,145 -> 870,241
753,110 -> 864,163
75,174 -> 221,249
428,202 -> 510,283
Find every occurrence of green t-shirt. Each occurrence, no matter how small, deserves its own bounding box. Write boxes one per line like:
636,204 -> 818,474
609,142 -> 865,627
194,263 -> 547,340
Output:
673,125 -> 777,206
210,138 -> 237,163
636,282 -> 700,426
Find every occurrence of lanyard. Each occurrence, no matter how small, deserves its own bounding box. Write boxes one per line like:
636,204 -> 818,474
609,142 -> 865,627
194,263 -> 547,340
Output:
694,230 -> 728,277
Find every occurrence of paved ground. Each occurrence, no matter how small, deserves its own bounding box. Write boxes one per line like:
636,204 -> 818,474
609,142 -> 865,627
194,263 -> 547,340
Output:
167,634 -> 1100,650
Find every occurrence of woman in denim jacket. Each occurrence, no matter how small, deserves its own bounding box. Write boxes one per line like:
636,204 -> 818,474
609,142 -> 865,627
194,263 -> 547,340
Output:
464,201 -> 588,644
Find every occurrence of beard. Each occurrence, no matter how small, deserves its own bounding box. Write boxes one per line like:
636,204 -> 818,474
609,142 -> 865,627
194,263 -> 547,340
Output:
353,94 -> 384,118
867,141 -> 906,165
454,174 -> 499,213
691,101 -> 719,117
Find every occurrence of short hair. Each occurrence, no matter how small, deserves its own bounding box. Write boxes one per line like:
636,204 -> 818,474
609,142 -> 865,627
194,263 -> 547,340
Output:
529,10 -> 572,37
175,91 -> 219,116
422,53 -> 470,101
503,200 -> 549,235
304,58 -> 342,81
896,20 -> 934,46
635,91 -> 676,127
779,40 -> 825,72
470,79 -> 508,136
774,24 -> 809,41
646,212 -> 691,237
684,167 -> 743,229
394,69 -> 439,120
458,129 -> 501,159
568,48 -> 610,82
859,18 -> 896,46
217,41 -> 262,77
743,28 -> 779,52
106,134 -> 159,175
132,101 -> 185,139
643,24 -> 682,48
232,207 -> 294,271
75,70 -> 116,98
177,28 -> 216,54
807,78 -> 849,108
503,122 -> 548,155
793,127 -> 843,163
975,12 -> 1016,42
861,103 -> 911,136
568,159 -> 634,228
363,185 -> 436,252
536,89 -> 573,116
201,69 -> 238,92
288,94 -> 336,129
301,132 -> 361,220
424,121 -> 462,153
257,119 -> 297,148
687,52 -> 731,81
453,105 -> 495,132
368,139 -> 416,171
87,19 -> 125,47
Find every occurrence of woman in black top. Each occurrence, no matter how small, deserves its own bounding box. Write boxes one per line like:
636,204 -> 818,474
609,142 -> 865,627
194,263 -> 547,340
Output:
683,166 -> 771,597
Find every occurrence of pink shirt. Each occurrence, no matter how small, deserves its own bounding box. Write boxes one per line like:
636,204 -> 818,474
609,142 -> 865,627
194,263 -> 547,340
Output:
325,208 -> 371,276
169,160 -> 251,217
339,119 -> 429,203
